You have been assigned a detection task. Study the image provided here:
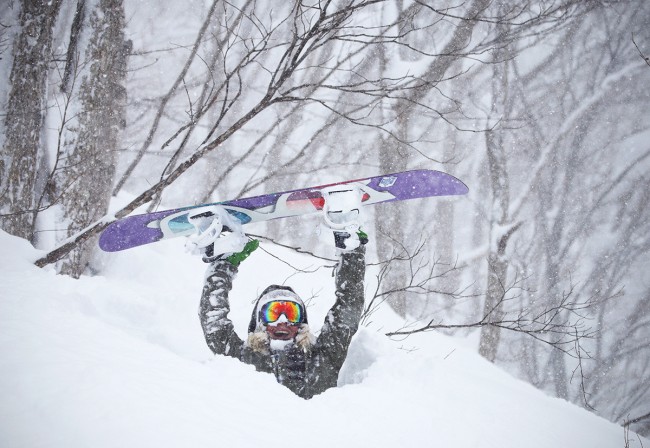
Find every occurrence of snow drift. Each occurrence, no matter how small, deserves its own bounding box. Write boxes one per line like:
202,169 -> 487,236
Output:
0,230 -> 642,447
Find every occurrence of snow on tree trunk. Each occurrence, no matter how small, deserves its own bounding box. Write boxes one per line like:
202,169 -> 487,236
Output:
478,250 -> 508,362
57,0 -> 129,278
477,128 -> 511,362
478,40 -> 512,363
0,0 -> 63,241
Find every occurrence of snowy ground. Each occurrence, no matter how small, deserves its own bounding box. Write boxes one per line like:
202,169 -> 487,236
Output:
0,229 -> 644,448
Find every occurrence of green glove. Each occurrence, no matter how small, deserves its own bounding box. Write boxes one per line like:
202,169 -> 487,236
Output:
226,239 -> 260,267
357,229 -> 369,245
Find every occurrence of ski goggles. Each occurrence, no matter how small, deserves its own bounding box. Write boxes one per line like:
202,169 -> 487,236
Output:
259,300 -> 304,324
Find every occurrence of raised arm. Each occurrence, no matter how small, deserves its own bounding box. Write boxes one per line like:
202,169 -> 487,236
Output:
198,260 -> 245,358
315,245 -> 366,367
190,205 -> 257,360
309,183 -> 369,393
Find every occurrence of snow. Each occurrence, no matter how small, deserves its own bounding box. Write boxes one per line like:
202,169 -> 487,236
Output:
0,229 -> 644,448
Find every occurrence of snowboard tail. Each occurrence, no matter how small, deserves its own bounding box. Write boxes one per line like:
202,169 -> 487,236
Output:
99,169 -> 468,252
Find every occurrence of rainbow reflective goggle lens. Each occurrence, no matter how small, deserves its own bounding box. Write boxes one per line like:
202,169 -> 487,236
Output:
259,300 -> 304,324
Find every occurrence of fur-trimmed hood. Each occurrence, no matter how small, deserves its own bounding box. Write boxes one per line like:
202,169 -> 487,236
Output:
246,323 -> 315,354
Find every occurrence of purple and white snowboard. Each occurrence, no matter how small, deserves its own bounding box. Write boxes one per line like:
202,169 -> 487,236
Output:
99,169 -> 468,252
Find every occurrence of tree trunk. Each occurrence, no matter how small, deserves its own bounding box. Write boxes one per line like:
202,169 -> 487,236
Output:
57,0 -> 129,277
376,133 -> 410,316
0,0 -> 63,241
478,251 -> 508,361
478,34 -> 512,362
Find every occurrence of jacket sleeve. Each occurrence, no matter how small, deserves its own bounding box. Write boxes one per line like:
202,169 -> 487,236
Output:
198,260 -> 245,359
314,245 -> 366,372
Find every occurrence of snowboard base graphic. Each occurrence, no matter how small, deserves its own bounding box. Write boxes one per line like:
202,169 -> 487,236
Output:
99,169 -> 468,252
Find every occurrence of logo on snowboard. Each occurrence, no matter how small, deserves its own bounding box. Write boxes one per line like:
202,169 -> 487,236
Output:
378,176 -> 397,188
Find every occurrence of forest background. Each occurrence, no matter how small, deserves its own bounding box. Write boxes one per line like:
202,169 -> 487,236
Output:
1,0 -> 649,436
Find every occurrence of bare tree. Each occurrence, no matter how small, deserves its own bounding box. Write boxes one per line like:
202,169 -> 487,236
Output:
33,0 -> 502,267
374,0 -> 493,316
466,0 -> 650,431
370,0 -> 597,320
359,234 -> 595,359
361,236 -> 471,326
111,0 -> 221,197
0,0 -> 63,240
53,0 -> 130,277
477,19 -> 518,362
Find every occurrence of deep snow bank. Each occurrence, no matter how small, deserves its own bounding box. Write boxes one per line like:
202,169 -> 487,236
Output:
0,230 -> 642,448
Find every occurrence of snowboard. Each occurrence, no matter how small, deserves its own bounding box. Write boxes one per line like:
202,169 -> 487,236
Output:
99,169 -> 468,252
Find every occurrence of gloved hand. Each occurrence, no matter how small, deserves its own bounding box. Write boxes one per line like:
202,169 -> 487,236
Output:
318,184 -> 369,251
224,239 -> 259,267
187,205 -> 258,265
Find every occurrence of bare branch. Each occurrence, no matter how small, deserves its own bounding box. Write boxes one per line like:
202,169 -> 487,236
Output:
386,277 -> 597,358
632,34 -> 650,67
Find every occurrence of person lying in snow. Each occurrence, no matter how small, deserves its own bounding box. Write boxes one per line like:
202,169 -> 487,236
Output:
190,186 -> 368,399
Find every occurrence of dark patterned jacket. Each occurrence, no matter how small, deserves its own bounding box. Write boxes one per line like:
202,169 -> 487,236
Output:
198,247 -> 365,399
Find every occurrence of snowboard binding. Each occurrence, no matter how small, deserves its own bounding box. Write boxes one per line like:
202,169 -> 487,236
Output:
319,184 -> 368,251
187,206 -> 249,261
